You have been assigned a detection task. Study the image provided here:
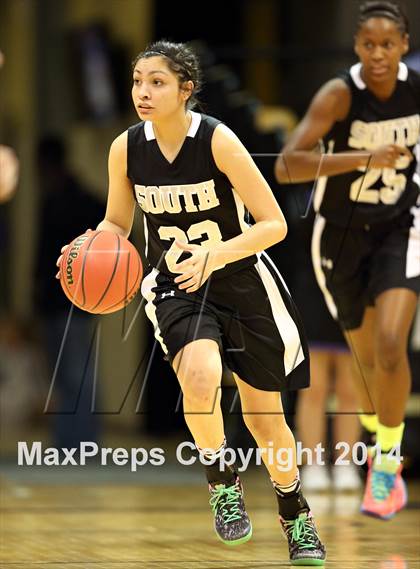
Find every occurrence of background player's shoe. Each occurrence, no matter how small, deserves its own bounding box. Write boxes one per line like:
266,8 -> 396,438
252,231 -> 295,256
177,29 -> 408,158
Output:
300,464 -> 330,492
280,511 -> 326,566
332,464 -> 362,492
209,475 -> 252,546
361,458 -> 407,520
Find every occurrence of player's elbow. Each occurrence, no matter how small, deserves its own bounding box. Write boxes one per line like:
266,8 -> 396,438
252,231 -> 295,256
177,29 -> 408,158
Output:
270,218 -> 288,244
274,154 -> 289,184
274,154 -> 286,184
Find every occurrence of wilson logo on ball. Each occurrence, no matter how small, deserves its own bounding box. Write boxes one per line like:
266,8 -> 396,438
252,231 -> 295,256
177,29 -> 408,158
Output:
66,234 -> 90,286
60,230 -> 143,314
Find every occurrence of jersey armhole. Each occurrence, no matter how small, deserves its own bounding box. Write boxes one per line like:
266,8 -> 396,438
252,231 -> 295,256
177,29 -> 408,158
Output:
333,76 -> 353,123
126,123 -> 144,185
126,127 -> 131,181
209,124 -> 230,182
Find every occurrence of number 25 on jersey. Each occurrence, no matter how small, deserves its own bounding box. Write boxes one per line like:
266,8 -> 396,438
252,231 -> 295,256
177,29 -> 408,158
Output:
350,155 -> 409,205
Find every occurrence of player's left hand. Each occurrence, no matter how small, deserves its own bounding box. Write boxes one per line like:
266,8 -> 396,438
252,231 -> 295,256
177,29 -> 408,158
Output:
173,241 -> 218,293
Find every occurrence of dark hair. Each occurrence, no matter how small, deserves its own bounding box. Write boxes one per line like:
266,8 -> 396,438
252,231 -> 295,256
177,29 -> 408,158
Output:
133,40 -> 202,110
357,1 -> 409,35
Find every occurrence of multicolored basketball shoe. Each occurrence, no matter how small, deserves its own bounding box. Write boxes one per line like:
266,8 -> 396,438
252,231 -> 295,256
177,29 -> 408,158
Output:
209,475 -> 252,546
361,457 -> 407,520
280,511 -> 326,566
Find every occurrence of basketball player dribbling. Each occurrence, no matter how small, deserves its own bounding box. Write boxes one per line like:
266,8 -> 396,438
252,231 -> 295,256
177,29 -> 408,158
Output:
57,40 -> 326,564
275,1 -> 419,520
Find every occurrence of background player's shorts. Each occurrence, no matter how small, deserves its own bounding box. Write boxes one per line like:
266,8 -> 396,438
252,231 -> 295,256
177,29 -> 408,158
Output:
311,201 -> 420,331
141,252 -> 310,392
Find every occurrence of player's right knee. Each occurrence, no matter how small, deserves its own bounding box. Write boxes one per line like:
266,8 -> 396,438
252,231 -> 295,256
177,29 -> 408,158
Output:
180,364 -> 222,409
183,380 -> 221,411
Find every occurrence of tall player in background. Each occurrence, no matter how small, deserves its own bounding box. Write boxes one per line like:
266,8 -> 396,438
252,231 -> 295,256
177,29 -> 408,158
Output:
275,1 -> 419,520
57,41 -> 325,564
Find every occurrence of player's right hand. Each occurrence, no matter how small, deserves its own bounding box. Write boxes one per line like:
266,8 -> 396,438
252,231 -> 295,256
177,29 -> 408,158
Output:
55,229 -> 93,279
55,244 -> 70,279
370,144 -> 413,169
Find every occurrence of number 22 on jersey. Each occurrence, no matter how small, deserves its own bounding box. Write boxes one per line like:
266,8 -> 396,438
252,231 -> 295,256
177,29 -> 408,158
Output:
158,219 -> 226,273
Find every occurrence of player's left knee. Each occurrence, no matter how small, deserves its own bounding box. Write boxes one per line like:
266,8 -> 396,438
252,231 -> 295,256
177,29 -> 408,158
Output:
376,330 -> 406,372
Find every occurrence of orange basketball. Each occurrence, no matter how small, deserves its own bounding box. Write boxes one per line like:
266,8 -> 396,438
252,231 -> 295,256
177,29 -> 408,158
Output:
60,230 -> 143,314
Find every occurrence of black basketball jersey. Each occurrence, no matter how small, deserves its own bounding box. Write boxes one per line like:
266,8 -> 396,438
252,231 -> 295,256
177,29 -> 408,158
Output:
314,62 -> 420,227
127,111 -> 256,278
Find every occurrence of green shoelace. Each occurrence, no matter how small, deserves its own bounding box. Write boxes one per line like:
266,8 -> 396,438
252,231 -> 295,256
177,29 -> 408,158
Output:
371,471 -> 395,501
210,483 -> 242,524
283,513 -> 317,550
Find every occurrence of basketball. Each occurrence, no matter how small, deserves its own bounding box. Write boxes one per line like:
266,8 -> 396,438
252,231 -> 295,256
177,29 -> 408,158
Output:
59,230 -> 143,314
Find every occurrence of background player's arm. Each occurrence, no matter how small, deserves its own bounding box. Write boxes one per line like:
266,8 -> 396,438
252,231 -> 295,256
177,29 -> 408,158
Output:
274,79 -> 412,183
96,131 -> 136,238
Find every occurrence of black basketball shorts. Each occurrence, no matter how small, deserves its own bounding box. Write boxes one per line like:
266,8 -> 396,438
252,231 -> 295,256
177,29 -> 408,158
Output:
311,200 -> 420,331
140,252 -> 310,392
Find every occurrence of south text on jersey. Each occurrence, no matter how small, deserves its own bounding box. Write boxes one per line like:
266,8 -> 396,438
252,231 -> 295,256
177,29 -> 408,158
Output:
348,114 -> 419,150
134,179 -> 220,214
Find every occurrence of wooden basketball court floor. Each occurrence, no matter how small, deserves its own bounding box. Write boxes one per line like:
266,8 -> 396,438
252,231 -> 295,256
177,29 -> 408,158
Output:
1,461 -> 419,568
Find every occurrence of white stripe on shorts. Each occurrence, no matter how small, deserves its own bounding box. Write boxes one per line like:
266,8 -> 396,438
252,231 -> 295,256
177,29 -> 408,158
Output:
311,214 -> 338,319
140,268 -> 168,354
313,140 -> 335,212
255,255 -> 305,375
406,196 -> 420,279
261,250 -> 291,295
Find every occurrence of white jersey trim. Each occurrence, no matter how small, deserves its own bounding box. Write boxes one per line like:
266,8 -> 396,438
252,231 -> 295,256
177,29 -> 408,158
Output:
144,120 -> 154,141
413,141 -> 420,190
187,111 -> 202,137
406,196 -> 420,279
398,62 -> 409,81
144,111 -> 201,142
255,255 -> 305,376
350,62 -> 408,90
